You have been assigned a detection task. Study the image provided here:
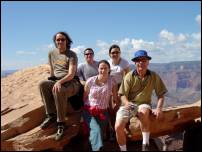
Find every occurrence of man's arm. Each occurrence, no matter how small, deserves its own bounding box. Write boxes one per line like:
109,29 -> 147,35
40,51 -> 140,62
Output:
120,95 -> 132,109
156,95 -> 164,110
59,63 -> 76,84
153,95 -> 164,119
52,63 -> 76,93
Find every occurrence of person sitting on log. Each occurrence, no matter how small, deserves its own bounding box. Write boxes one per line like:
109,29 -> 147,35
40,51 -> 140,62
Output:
115,50 -> 168,151
39,31 -> 81,141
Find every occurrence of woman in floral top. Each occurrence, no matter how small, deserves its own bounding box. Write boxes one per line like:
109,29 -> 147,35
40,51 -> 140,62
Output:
83,60 -> 119,151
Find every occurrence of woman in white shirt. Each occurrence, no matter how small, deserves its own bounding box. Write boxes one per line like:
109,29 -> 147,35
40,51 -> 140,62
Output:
107,44 -> 130,141
108,44 -> 130,87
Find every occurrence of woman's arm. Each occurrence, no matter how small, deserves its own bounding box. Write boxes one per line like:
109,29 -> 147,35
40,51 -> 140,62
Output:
112,84 -> 119,105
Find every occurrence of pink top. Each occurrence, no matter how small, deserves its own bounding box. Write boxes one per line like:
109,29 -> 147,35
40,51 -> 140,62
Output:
85,75 -> 116,109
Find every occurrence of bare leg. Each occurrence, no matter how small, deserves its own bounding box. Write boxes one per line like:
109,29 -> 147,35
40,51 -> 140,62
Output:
115,120 -> 127,146
138,107 -> 151,151
137,108 -> 150,132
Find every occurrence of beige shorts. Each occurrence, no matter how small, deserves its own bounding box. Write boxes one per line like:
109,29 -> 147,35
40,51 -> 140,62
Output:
116,103 -> 151,123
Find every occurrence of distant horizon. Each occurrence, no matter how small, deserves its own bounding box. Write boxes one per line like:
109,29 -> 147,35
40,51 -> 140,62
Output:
1,60 -> 201,71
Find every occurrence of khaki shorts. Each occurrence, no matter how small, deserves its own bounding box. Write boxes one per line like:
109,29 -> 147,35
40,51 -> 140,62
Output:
116,103 -> 151,123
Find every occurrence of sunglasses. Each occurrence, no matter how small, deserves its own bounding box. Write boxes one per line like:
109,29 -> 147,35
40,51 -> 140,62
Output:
85,53 -> 94,56
56,38 -> 66,42
111,51 -> 120,55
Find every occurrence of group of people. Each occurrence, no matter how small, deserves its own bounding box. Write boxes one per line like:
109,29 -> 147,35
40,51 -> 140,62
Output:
39,31 -> 167,151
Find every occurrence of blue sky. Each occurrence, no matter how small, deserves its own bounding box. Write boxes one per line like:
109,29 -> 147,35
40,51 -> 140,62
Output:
1,1 -> 201,70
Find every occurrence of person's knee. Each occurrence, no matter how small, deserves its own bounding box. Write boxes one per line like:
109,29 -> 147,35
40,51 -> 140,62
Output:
39,80 -> 48,89
137,109 -> 150,122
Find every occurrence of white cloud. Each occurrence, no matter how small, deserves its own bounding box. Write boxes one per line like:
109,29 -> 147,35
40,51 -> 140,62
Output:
16,51 -> 37,55
131,39 -> 156,51
71,45 -> 86,64
96,40 -> 110,50
156,27 -> 200,62
159,29 -> 188,45
10,15 -> 201,69
96,40 -> 110,57
191,32 -> 201,41
196,14 -> 201,26
47,44 -> 54,49
1,58 -> 43,70
119,38 -> 133,54
72,45 -> 86,54
93,22 -> 201,63
177,33 -> 187,42
36,44 -> 54,52
159,29 -> 175,44
119,38 -> 130,47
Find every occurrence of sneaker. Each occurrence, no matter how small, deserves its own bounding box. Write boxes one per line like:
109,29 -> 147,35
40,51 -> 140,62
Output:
142,144 -> 150,151
40,116 -> 56,129
55,125 -> 65,141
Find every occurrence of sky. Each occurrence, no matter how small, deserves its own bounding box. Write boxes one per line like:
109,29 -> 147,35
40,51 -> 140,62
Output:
1,1 -> 201,70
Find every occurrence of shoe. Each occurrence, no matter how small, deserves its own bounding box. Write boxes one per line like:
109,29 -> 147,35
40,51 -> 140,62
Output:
40,116 -> 56,129
99,146 -> 104,151
55,125 -> 65,141
142,144 -> 150,151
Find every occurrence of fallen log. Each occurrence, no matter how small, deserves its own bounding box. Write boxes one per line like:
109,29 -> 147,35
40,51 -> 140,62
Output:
127,100 -> 201,141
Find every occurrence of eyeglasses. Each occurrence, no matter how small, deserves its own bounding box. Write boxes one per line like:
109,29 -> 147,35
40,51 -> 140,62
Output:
110,51 -> 120,55
56,38 -> 66,42
85,53 -> 94,56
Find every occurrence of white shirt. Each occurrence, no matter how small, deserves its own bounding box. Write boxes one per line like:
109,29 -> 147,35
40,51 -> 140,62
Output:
108,58 -> 130,84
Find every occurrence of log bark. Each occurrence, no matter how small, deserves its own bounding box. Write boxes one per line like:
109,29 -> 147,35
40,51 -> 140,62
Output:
127,101 -> 201,141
